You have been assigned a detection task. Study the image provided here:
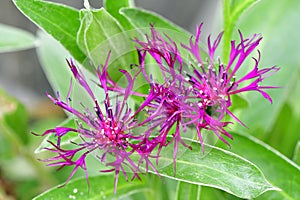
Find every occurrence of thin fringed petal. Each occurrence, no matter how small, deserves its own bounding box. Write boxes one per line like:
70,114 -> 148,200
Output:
67,59 -> 96,100
39,52 -> 155,193
42,127 -> 78,146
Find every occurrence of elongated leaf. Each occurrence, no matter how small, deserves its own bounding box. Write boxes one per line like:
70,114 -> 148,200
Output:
0,23 -> 36,53
175,181 -> 201,200
77,8 -> 138,77
287,72 -> 300,116
77,8 -> 124,64
36,31 -> 107,153
35,129 -> 276,198
264,103 -> 300,157
33,174 -> 149,200
222,0 -> 262,60
36,30 -> 101,117
235,0 -> 300,135
36,30 -> 72,101
36,128 -> 276,198
200,186 -> 240,200
120,7 -> 206,60
229,0 -> 261,22
33,173 -> 178,200
13,0 -> 87,63
216,133 -> 300,199
230,94 -> 249,112
293,141 -> 300,166
155,139 -> 276,199
120,7 -> 188,33
120,7 -> 191,48
104,0 -> 134,30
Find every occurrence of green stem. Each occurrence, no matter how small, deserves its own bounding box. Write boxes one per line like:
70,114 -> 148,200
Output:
223,0 -> 259,63
0,121 -> 56,187
128,0 -> 135,7
231,0 -> 258,21
222,0 -> 233,63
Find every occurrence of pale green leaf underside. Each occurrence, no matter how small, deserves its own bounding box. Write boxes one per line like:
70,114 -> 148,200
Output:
155,139 -> 276,199
104,0 -> 134,30
77,8 -> 138,76
36,30 -> 104,118
36,133 -> 276,199
0,23 -> 36,53
120,7 -> 188,32
33,174 -> 149,200
120,7 -> 207,62
217,133 -> 300,199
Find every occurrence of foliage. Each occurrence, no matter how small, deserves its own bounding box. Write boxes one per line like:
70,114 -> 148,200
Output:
0,0 -> 299,199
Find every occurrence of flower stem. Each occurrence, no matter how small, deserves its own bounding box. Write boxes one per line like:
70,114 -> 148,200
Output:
128,0 -> 135,7
222,0 -> 233,63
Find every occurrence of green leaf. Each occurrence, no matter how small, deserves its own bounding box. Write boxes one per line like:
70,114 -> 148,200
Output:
36,30 -> 100,116
104,0 -> 134,30
216,133 -> 300,199
33,174 -> 149,200
120,7 -> 188,33
33,173 -> 177,200
230,94 -> 249,112
156,139 -> 276,199
175,181 -> 201,200
200,186 -> 240,200
120,7 -> 191,48
143,174 -> 175,200
293,141 -> 300,166
234,0 -> 300,135
263,103 -> 300,158
13,0 -> 87,63
33,27 -> 108,151
120,7 -> 207,61
77,8 -> 138,77
35,30 -> 116,152
0,87 -> 29,144
0,23 -> 36,53
36,30 -> 73,99
287,71 -> 300,116
229,0 -> 261,22
222,0 -> 262,61
36,132 -> 276,198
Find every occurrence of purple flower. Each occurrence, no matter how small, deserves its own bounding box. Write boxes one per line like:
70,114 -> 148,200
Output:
182,24 -> 279,137
135,24 -> 279,151
134,33 -> 194,171
37,23 -> 279,192
40,53 -> 150,193
134,24 -> 184,77
133,78 -> 193,173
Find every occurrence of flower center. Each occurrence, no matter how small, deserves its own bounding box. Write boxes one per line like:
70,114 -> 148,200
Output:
94,118 -> 124,145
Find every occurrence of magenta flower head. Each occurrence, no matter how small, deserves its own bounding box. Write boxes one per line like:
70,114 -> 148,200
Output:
133,30 -> 195,172
35,23 -> 279,193
182,23 -> 279,145
39,52 -> 149,193
134,23 -> 279,151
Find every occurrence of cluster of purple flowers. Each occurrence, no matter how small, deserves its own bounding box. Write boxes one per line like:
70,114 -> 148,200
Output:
38,23 -> 279,191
